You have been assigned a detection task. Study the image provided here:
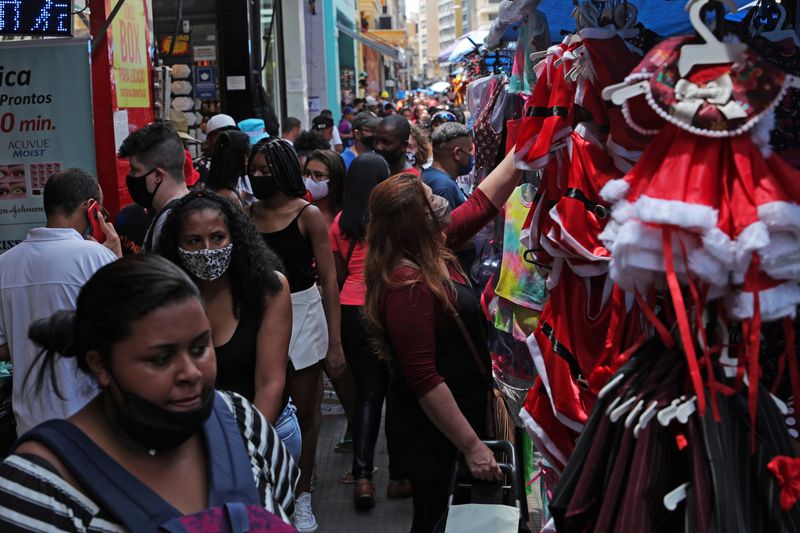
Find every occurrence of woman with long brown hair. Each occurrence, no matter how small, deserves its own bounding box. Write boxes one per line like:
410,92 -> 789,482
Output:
364,149 -> 521,532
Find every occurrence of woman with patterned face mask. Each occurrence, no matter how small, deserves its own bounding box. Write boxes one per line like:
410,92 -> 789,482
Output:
156,190 -> 302,463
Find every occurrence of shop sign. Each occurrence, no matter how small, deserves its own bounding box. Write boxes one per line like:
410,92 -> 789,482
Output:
159,34 -> 191,56
0,39 -> 95,253
112,0 -> 150,108
195,66 -> 216,99
194,45 -> 216,61
0,0 -> 72,37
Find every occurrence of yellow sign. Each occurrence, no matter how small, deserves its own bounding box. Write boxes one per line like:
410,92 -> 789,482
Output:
112,0 -> 150,108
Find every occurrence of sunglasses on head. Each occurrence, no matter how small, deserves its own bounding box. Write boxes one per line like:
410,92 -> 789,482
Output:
431,111 -> 457,124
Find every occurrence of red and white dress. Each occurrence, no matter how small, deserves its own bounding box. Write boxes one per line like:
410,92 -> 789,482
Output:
599,36 -> 800,321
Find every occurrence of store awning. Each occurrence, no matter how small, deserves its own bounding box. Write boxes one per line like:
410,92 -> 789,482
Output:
337,23 -> 402,61
438,30 -> 488,63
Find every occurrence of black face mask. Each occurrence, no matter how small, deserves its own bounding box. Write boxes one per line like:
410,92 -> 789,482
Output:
125,168 -> 159,209
360,135 -> 375,150
250,175 -> 280,200
376,148 -> 404,166
109,374 -> 215,454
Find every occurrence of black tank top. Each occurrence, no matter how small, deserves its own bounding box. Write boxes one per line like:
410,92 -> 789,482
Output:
215,306 -> 290,411
261,204 -> 316,293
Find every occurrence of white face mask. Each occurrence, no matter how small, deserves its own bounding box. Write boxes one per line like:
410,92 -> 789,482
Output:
178,244 -> 233,281
304,177 -> 330,201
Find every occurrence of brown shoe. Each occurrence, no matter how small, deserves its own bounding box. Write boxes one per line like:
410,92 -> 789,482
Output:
354,478 -> 376,510
386,479 -> 412,500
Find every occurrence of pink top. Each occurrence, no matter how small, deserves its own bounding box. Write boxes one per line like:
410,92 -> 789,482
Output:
329,212 -> 368,306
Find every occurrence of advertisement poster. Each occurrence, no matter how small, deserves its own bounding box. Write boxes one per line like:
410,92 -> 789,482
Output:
112,0 -> 150,108
194,66 -> 217,99
0,39 -> 95,253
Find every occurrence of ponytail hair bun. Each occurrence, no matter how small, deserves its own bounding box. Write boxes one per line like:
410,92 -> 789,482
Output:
28,310 -> 77,357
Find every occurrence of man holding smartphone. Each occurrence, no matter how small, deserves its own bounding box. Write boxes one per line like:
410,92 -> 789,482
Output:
0,168 -> 121,438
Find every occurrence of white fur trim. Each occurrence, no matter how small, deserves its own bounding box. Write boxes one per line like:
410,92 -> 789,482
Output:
610,200 -> 636,224
737,221 -> 771,252
687,248 -> 729,286
751,109 -> 775,158
759,201 -> 800,233
760,231 -> 800,282
518,406 -> 567,472
732,221 -> 770,277
725,282 -> 800,321
600,179 -> 631,203
701,227 -> 736,267
634,195 -> 718,231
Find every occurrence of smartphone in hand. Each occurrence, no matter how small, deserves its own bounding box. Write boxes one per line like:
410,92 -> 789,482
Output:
86,200 -> 108,244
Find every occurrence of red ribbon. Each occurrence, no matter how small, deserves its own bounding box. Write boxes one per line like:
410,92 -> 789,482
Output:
767,456 -> 800,511
662,228 -> 706,414
745,256 -> 762,453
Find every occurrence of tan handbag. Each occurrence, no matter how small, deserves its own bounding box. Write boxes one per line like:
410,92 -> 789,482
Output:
452,313 -> 516,446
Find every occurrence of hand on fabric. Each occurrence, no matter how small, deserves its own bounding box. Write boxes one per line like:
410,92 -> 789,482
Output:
464,441 -> 503,481
325,342 -> 346,379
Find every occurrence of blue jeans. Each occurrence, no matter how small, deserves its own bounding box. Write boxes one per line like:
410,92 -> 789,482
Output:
274,400 -> 302,463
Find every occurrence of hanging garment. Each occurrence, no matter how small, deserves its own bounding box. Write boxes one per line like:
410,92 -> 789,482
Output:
540,123 -> 621,279
473,78 -> 510,180
509,10 -> 551,95
599,36 -> 800,322
578,26 -> 654,172
742,32 -> 800,168
550,339 -> 800,533
515,41 -> 576,170
495,183 -> 548,309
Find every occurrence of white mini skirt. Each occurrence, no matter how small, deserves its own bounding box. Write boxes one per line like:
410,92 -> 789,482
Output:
288,284 -> 329,371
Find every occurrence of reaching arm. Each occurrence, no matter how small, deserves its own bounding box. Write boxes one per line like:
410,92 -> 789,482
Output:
475,148 -> 521,210
253,273 -> 291,423
304,206 -> 346,378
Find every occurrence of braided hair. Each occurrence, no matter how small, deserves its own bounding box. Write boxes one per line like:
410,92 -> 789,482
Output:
248,138 -> 306,198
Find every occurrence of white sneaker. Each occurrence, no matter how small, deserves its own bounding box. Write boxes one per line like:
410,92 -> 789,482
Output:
293,492 -> 318,532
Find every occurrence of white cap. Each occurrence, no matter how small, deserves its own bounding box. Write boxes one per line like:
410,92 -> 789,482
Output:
206,114 -> 237,134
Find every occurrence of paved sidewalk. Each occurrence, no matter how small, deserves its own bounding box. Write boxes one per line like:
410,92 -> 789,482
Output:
313,413 -> 412,533
311,383 -> 544,532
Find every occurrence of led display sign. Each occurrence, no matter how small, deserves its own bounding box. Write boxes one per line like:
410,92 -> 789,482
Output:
0,1 -> 72,37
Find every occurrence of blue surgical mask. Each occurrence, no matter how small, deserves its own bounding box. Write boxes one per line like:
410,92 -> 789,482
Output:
458,153 -> 474,176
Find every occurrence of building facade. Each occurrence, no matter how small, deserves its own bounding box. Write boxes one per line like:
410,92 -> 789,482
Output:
475,0 -> 500,30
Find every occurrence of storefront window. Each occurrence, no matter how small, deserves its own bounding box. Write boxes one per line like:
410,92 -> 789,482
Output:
260,0 -> 282,122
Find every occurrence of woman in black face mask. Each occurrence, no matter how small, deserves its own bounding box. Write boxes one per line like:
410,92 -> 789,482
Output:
247,138 -> 346,531
0,255 -> 299,530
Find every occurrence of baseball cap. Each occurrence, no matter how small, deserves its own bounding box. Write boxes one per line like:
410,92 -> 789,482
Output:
238,118 -> 269,144
206,113 -> 237,135
351,112 -> 380,131
169,110 -> 200,143
343,106 -> 356,115
311,115 -> 334,130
